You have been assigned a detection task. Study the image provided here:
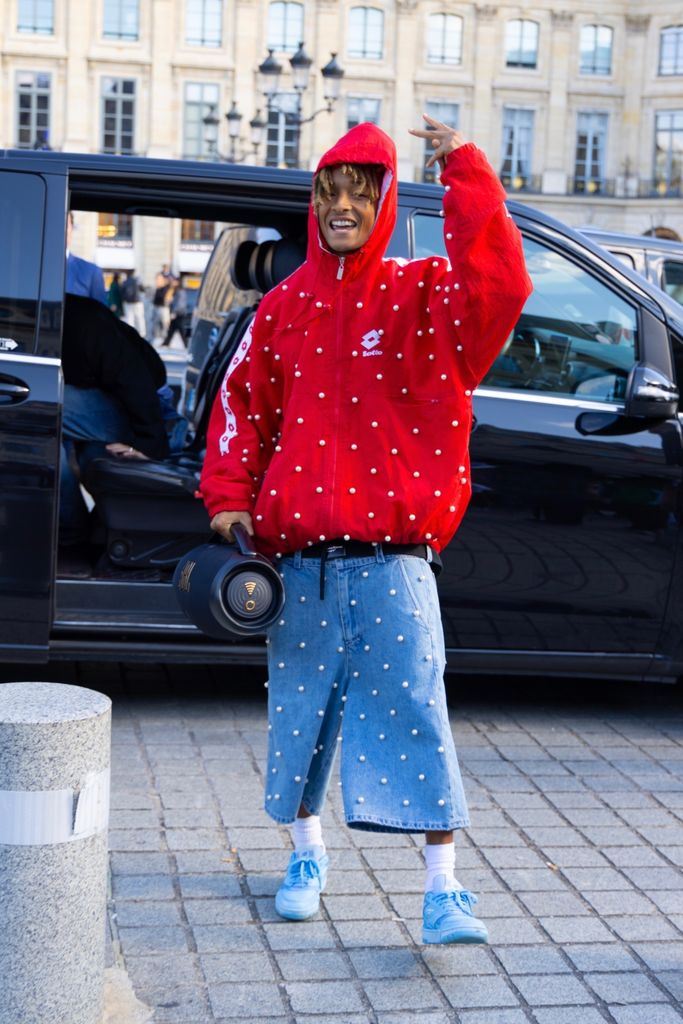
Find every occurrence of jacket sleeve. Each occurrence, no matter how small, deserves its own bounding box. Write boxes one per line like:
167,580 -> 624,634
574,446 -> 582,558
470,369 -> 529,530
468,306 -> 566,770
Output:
429,143 -> 533,389
199,318 -> 274,518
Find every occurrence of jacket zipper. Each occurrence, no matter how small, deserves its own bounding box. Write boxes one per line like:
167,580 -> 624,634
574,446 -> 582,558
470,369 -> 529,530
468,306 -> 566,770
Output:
337,256 -> 345,280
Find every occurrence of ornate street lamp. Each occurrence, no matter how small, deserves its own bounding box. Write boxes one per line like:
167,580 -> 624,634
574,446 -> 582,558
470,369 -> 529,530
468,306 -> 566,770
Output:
202,102 -> 266,163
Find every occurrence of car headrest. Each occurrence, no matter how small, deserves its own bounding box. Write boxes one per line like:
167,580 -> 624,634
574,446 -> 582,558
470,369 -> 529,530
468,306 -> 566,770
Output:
232,238 -> 307,294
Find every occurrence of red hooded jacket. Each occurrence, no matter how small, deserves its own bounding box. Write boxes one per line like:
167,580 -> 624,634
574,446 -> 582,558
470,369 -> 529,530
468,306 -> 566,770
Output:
200,123 -> 532,558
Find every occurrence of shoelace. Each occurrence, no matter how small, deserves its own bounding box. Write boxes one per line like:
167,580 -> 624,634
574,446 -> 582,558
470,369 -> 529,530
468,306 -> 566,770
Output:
285,854 -> 323,888
429,888 -> 478,916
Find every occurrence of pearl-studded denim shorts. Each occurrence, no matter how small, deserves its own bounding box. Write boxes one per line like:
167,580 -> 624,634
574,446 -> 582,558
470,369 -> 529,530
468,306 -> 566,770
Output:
264,547 -> 470,833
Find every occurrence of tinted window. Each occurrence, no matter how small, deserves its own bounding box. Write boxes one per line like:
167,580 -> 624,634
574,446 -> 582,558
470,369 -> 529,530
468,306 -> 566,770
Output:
662,259 -> 683,304
0,171 -> 45,353
412,213 -> 638,403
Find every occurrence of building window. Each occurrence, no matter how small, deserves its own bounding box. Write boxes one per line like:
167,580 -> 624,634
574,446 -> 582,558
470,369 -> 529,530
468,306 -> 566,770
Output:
426,13 -> 463,65
348,7 -> 384,60
183,83 -> 220,159
346,96 -> 381,130
580,24 -> 613,75
97,213 -> 133,244
181,220 -> 215,245
505,19 -> 539,68
265,93 -> 299,168
186,0 -> 222,47
574,112 -> 608,193
103,0 -> 139,40
659,26 -> 683,76
500,107 -> 534,189
654,111 -> 683,194
17,0 -> 53,34
422,101 -> 459,182
15,72 -> 51,149
267,1 -> 304,53
101,78 -> 136,155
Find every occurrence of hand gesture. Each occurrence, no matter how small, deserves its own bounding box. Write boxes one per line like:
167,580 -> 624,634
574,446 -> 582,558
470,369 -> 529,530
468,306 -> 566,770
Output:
409,114 -> 466,174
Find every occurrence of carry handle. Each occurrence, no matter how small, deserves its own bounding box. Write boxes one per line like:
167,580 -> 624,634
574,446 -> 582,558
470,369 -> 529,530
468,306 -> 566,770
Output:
230,522 -> 257,556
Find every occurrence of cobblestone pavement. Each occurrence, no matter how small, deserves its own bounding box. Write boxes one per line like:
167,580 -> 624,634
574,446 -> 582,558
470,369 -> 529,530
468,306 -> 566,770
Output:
10,662 -> 683,1024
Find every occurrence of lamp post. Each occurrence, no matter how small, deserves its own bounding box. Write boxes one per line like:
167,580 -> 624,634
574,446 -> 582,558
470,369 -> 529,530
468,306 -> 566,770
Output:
202,103 -> 267,163
257,43 -> 344,168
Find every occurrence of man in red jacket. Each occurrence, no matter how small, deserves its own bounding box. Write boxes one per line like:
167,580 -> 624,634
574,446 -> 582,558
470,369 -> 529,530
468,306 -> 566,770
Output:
201,117 -> 532,943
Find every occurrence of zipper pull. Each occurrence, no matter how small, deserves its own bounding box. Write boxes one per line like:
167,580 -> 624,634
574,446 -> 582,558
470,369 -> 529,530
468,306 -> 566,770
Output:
337,256 -> 345,280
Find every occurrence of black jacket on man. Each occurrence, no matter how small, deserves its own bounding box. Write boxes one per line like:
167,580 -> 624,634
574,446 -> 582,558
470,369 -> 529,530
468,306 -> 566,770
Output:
62,294 -> 170,460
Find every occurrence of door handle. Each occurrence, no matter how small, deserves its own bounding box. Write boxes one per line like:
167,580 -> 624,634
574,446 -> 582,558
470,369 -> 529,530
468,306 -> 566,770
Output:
0,377 -> 30,405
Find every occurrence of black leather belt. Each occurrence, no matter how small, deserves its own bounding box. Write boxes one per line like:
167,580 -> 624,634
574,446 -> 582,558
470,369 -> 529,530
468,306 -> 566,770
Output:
295,539 -> 442,598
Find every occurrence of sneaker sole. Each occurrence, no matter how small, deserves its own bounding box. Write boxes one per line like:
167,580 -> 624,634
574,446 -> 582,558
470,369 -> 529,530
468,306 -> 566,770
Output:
275,893 -> 321,921
422,925 -> 489,945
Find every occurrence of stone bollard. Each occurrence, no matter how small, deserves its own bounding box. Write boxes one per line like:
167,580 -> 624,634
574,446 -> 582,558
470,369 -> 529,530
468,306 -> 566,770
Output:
0,683 -> 111,1024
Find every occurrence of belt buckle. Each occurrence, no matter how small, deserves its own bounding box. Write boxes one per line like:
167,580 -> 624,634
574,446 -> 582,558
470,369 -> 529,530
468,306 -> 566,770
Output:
325,544 -> 346,560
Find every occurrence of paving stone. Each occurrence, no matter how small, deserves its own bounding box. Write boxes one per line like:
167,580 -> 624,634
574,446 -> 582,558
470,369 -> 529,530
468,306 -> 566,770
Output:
114,900 -> 182,927
421,945 -> 498,978
621,867 -> 683,889
607,1007 -> 683,1024
348,947 -> 422,979
496,946 -> 571,975
192,925 -> 265,953
459,1011 -> 529,1024
285,980 -> 366,1014
538,916 -> 617,944
496,868 -> 570,892
562,944 -> 640,973
196,951 -> 276,985
178,875 -> 242,899
148,987 -> 213,1023
110,808 -> 161,828
630,942 -> 683,972
560,867 -> 634,891
518,892 -> 591,917
374,1014 -> 454,1024
109,828 -> 165,852
532,1011 -> 610,1024
582,890 -> 657,916
438,974 -> 519,1009
363,977 -> 444,1011
118,925 -> 189,954
334,919 -> 408,947
263,921 -> 338,950
657,971 -> 683,1001
512,973 -> 595,1006
584,971 -> 668,1004
602,846 -> 669,868
184,898 -> 252,926
541,847 -> 611,867
125,954 -> 200,992
175,852 -> 239,874
208,982 -> 286,1019
165,828 -> 226,851
607,915 -> 681,942
275,951 -> 352,981
112,874 -> 176,900
322,893 -> 391,920
323,870 -> 377,895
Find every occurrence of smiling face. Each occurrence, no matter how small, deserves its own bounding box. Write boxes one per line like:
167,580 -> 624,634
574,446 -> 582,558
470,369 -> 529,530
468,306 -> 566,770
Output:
316,166 -> 379,255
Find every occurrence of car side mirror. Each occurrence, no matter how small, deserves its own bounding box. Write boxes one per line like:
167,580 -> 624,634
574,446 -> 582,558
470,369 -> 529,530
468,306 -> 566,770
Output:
624,363 -> 679,419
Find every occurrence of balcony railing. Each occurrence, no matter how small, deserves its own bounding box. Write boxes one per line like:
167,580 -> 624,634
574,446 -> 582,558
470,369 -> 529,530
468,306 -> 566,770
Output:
638,179 -> 682,198
500,173 -> 543,194
569,178 -> 616,196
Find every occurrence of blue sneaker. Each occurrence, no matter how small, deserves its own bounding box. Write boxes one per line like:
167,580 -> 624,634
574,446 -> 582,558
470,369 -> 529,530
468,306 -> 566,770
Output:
422,876 -> 489,944
275,845 -> 329,921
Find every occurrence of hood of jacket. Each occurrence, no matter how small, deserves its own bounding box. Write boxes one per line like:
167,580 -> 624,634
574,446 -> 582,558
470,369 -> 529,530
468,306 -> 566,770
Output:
306,122 -> 397,287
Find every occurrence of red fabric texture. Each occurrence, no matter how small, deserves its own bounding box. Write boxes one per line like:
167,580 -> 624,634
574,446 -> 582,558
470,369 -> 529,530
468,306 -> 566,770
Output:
200,122 -> 533,557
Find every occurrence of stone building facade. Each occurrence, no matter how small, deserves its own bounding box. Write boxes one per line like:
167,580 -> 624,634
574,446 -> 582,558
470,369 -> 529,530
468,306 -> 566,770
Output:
1,0 -> 682,280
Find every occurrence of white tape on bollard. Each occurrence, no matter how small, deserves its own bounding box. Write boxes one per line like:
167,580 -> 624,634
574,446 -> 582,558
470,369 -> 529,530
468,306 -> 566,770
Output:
0,768 -> 110,845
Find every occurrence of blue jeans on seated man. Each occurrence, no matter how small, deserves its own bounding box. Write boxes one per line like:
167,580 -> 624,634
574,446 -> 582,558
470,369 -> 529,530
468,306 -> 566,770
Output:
60,385 -> 131,544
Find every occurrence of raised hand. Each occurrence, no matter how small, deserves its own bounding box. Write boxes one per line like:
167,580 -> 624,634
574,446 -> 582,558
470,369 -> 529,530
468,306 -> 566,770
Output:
409,114 -> 466,173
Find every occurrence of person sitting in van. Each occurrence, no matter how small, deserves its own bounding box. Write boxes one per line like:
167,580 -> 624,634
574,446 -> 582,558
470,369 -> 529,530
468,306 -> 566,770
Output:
59,294 -> 177,545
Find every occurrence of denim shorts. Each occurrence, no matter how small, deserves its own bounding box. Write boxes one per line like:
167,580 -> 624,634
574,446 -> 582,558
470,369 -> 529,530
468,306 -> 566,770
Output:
264,547 -> 470,833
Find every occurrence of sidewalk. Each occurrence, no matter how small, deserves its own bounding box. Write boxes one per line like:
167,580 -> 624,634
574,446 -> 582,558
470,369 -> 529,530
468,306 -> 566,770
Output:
50,665 -> 683,1022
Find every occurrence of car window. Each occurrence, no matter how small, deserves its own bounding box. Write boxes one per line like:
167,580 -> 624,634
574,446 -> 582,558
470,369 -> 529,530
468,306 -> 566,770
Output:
411,212 -> 638,404
0,172 -> 46,353
662,259 -> 683,306
607,249 -> 636,270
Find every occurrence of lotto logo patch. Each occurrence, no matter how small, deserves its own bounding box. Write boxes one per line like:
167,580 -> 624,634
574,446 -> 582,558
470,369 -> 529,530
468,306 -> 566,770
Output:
361,329 -> 383,356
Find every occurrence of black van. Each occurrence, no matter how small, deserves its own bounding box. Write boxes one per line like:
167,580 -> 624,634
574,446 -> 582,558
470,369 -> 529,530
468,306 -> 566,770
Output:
3,148 -> 683,683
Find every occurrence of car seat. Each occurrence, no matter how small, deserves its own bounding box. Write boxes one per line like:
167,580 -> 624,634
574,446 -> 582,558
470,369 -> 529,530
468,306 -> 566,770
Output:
82,237 -> 306,569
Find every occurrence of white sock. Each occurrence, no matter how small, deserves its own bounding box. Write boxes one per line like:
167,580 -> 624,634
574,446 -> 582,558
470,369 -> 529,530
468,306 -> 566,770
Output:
423,842 -> 461,893
292,814 -> 324,853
